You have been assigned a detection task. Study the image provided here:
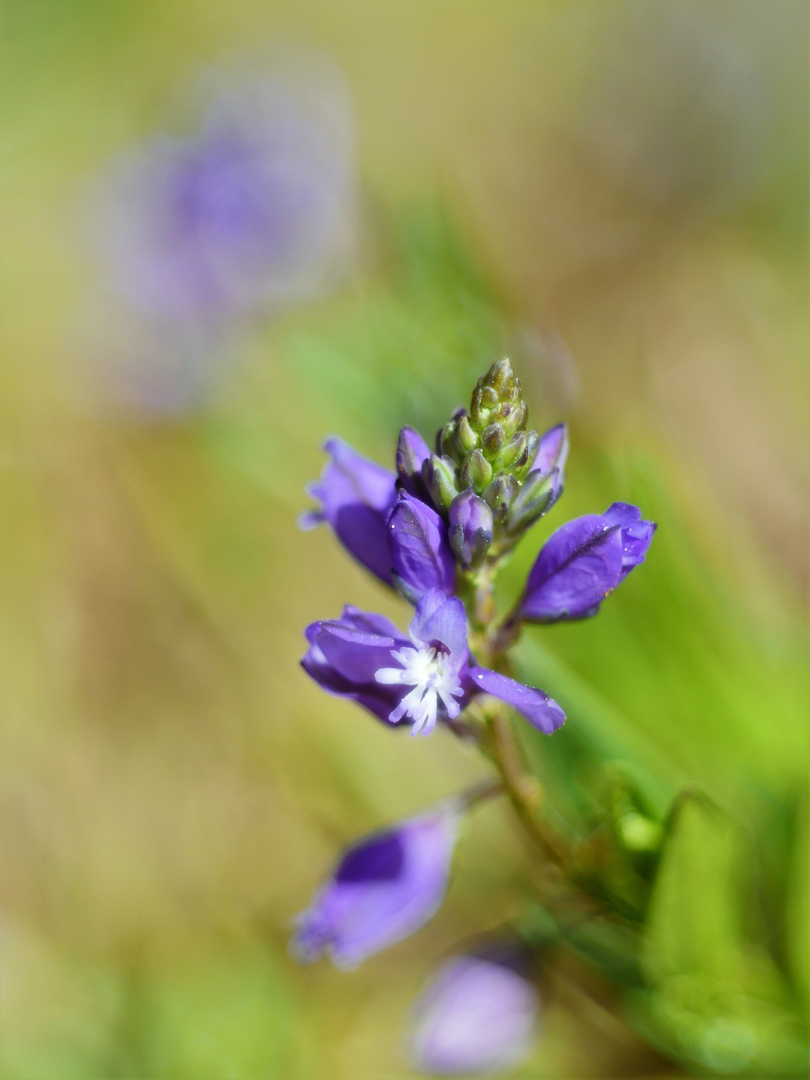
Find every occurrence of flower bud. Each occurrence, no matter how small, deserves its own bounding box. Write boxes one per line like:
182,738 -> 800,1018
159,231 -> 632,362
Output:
534,423 -> 569,481
470,384 -> 498,428
448,491 -> 493,568
496,431 -> 528,471
469,358 -> 528,442
396,426 -> 432,501
485,358 -> 517,399
505,467 -> 562,534
499,398 -> 528,437
438,421 -> 462,464
519,512 -> 621,622
459,449 -> 493,493
388,492 -> 456,603
423,454 -> 460,510
483,474 -> 518,525
513,429 -> 541,478
480,422 -> 506,460
453,413 -> 478,456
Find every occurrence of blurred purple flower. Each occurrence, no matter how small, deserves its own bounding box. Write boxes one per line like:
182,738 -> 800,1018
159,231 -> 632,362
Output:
302,589 -> 565,736
84,60 -> 355,413
409,946 -> 540,1076
293,800 -> 461,968
95,64 -> 355,322
520,503 -> 655,622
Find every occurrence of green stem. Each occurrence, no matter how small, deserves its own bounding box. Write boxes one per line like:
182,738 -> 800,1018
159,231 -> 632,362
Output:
459,554 -> 572,870
484,704 -> 572,868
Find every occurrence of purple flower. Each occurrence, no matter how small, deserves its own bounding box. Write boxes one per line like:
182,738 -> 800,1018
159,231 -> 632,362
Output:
300,438 -> 398,586
93,64 -> 355,322
293,801 -> 461,968
302,589 -> 566,736
520,504 -> 655,623
409,946 -> 540,1076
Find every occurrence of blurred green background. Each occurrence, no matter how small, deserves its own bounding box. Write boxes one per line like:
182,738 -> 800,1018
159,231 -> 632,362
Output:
1,2 -> 807,1077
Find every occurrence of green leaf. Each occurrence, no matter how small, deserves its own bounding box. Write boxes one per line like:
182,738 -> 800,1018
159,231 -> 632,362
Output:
642,794 -> 743,987
628,794 -> 809,1075
786,790 -> 810,1021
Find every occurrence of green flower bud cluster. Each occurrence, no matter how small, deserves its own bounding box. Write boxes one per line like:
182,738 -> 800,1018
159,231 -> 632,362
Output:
427,360 -> 563,555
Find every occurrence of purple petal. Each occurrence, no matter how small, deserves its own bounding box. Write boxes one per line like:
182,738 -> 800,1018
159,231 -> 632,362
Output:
409,953 -> 539,1076
534,422 -> 569,479
470,668 -> 565,734
388,492 -> 456,604
601,502 -> 640,529
603,502 -> 656,580
301,641 -> 404,725
335,832 -> 404,883
323,438 -> 396,510
293,806 -> 460,968
315,623 -> 400,685
409,589 -> 448,640
520,514 -> 623,622
413,596 -> 469,667
396,426 -> 433,500
340,606 -> 403,639
305,438 -> 398,586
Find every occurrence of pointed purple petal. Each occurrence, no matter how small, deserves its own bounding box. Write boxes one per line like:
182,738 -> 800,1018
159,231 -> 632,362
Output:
470,668 -> 565,734
322,437 -> 397,510
520,514 -> 623,622
315,623 -> 400,685
534,422 -> 569,478
388,492 -> 455,604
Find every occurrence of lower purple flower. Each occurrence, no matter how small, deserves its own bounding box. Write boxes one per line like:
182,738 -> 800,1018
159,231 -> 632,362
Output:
292,801 -> 461,968
302,589 -> 565,736
520,503 -> 655,622
409,946 -> 540,1076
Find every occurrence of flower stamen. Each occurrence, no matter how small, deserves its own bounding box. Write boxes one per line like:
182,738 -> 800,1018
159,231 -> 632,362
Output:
376,645 -> 464,736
